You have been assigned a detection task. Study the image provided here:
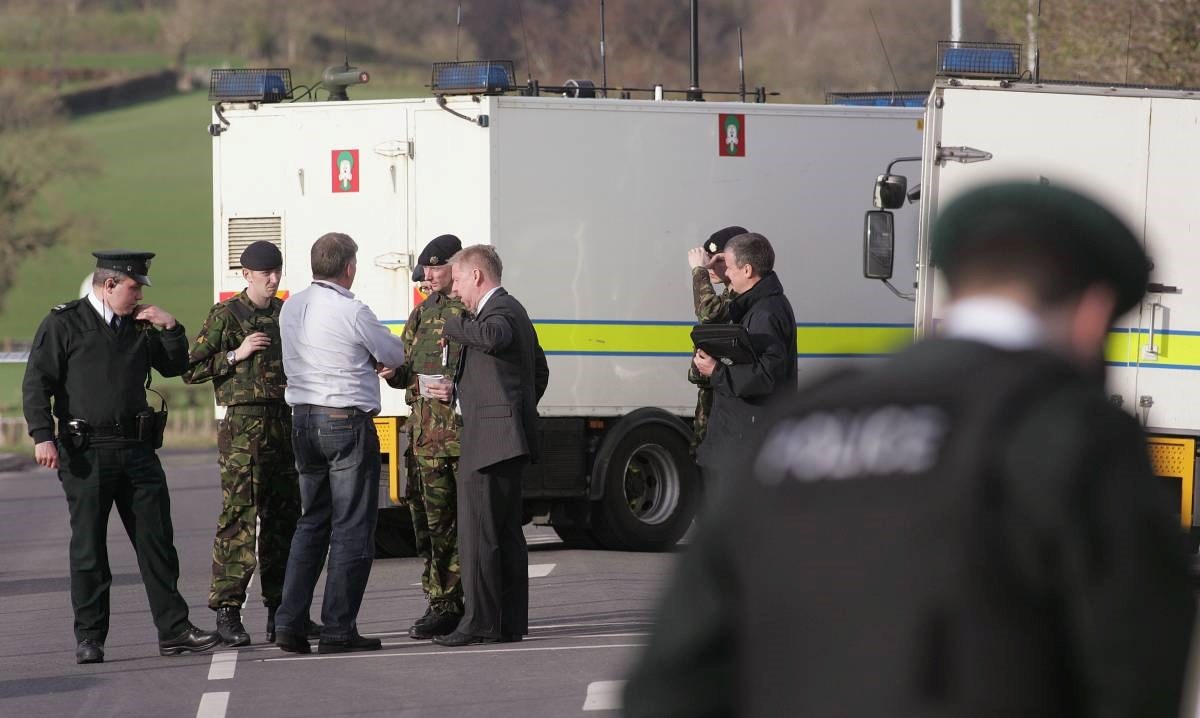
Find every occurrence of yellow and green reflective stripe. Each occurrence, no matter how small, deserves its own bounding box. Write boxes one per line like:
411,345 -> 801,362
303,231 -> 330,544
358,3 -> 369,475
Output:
387,320 -> 911,356
532,320 -> 912,357
386,319 -> 1200,368
1106,328 -> 1200,370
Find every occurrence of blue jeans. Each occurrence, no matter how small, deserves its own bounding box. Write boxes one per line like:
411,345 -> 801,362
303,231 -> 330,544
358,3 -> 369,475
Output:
276,406 -> 380,642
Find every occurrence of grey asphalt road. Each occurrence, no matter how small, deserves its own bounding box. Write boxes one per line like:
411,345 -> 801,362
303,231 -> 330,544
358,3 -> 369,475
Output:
0,450 -> 678,718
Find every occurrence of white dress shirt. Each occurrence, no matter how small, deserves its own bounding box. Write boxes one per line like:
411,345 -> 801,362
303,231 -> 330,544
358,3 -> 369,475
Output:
86,289 -> 118,326
280,280 -> 405,413
475,286 -> 502,316
941,296 -> 1045,352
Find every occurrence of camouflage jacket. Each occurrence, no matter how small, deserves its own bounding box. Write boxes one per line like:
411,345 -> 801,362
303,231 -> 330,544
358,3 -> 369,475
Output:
389,291 -> 465,457
690,267 -> 737,385
182,291 -> 287,405
692,266 -> 737,323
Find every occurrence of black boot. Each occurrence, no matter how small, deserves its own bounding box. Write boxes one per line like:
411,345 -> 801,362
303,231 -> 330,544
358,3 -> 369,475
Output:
215,606 -> 251,647
265,605 -> 277,644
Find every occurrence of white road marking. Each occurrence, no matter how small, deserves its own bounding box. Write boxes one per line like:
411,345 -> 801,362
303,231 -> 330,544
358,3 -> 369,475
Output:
529,563 -> 556,578
583,680 -> 626,712
262,641 -> 646,662
526,536 -> 560,545
196,692 -> 230,718
207,651 -> 238,680
530,620 -> 651,630
413,562 -> 556,586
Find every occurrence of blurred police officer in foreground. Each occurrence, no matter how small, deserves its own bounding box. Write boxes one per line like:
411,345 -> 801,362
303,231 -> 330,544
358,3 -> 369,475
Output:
624,183 -> 1196,717
382,234 -> 468,639
685,225 -> 746,457
183,240 -> 302,646
23,251 -> 221,664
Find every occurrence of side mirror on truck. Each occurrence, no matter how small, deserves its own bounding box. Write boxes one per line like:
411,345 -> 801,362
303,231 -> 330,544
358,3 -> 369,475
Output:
863,210 -> 895,280
873,174 -> 908,210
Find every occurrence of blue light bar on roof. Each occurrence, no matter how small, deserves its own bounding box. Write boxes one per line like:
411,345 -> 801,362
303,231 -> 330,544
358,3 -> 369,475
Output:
936,42 -> 1022,79
431,61 -> 516,95
209,68 -> 293,102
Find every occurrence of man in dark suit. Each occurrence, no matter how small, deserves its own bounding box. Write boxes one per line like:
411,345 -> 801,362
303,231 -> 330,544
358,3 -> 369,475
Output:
429,244 -> 548,647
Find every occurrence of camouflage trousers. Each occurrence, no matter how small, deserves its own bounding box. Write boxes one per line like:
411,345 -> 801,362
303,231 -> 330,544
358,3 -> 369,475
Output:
407,453 -> 462,614
209,412 -> 301,610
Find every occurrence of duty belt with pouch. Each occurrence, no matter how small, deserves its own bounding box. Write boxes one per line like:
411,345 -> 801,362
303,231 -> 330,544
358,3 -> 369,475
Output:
62,402 -> 166,449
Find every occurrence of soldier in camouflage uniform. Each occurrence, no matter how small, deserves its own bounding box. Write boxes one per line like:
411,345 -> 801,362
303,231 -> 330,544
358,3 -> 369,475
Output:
183,241 -> 302,647
385,234 -> 467,640
687,226 -> 746,456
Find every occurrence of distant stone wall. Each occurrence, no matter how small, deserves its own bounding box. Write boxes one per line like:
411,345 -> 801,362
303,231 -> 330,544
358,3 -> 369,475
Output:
58,70 -> 179,116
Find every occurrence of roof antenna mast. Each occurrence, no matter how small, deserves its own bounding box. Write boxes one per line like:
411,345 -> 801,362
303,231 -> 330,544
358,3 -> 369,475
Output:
737,25 -> 746,102
687,0 -> 703,100
868,8 -> 902,101
516,0 -> 534,85
599,0 -> 608,98
455,2 -> 462,62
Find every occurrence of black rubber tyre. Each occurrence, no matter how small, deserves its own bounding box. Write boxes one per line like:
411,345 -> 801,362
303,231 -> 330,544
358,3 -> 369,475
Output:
374,506 -> 418,558
590,423 -> 698,551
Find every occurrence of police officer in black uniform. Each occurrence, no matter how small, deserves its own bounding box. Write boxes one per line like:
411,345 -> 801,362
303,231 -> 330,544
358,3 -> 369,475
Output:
23,250 -> 221,664
624,183 -> 1197,717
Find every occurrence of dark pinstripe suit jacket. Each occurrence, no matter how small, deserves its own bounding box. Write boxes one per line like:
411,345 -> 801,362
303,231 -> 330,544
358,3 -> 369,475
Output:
442,288 -> 549,472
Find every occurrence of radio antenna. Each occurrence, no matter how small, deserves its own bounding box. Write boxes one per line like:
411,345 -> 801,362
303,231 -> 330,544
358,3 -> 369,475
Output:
455,2 -> 463,61
343,24 -> 349,67
738,26 -> 746,102
1032,0 -> 1042,82
516,0 -> 534,83
868,8 -> 901,97
1123,3 -> 1134,84
600,0 -> 608,98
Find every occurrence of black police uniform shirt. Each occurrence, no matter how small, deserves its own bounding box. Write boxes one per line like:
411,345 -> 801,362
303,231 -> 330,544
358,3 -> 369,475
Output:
624,298 -> 1195,718
23,297 -> 189,444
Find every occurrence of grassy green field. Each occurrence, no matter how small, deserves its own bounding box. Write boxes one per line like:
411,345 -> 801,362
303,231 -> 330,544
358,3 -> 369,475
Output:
0,72 -> 427,437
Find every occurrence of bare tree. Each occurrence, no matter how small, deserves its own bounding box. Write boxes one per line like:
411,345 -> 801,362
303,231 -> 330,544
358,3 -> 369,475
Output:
983,0 -> 1200,87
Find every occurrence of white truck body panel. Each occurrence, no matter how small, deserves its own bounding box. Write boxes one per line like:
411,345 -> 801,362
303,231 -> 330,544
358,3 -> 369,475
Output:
913,80 -> 1200,435
213,94 -> 925,420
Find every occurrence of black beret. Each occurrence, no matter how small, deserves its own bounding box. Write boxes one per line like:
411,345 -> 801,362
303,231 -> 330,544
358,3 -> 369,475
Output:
412,265 -> 425,283
932,182 -> 1148,316
93,249 -> 154,287
417,234 -> 462,270
239,240 -> 283,270
705,225 -> 748,255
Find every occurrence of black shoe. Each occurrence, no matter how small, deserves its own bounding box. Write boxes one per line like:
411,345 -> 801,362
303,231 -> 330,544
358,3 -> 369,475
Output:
76,638 -> 104,664
412,606 -> 435,629
274,628 -> 311,655
304,616 -> 322,639
432,631 -> 500,647
317,633 -> 382,654
408,611 -> 461,640
215,606 -> 250,647
502,633 -> 523,643
159,623 -> 221,657
265,605 -> 277,644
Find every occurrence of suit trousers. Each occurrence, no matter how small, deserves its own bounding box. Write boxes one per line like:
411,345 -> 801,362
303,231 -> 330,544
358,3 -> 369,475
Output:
458,456 -> 528,638
56,442 -> 191,642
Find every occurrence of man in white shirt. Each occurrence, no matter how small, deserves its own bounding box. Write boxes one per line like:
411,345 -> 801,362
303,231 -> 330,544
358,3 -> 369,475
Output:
274,232 -> 406,655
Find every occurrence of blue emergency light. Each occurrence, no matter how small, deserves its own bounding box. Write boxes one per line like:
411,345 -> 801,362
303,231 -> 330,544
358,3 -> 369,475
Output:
431,61 -> 515,95
209,68 -> 293,103
936,42 -> 1021,79
826,91 -> 927,108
